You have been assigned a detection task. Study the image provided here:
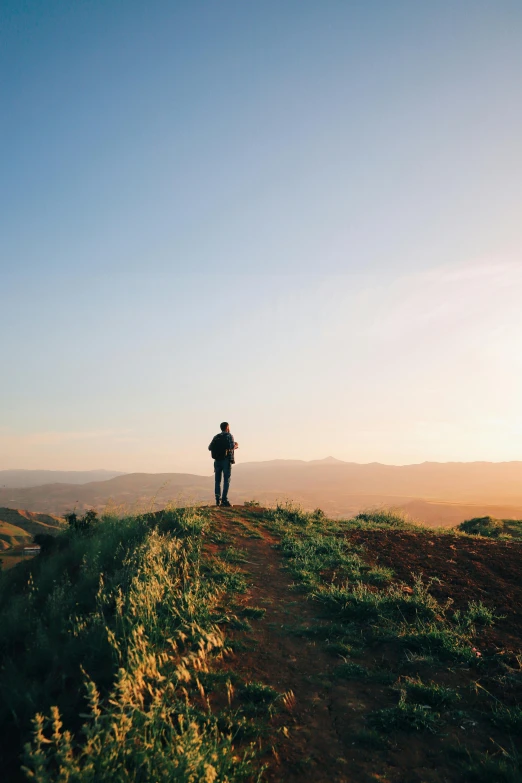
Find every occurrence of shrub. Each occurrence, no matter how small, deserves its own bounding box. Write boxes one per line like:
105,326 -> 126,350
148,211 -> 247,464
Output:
352,509 -> 413,528
64,509 -> 99,534
32,534 -> 57,555
459,600 -> 499,627
458,516 -> 504,537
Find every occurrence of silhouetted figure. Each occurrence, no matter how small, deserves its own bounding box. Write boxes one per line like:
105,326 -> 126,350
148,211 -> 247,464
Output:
209,421 -> 238,507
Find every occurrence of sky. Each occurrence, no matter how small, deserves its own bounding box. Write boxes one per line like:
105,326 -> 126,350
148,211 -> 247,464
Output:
2,0 -> 522,474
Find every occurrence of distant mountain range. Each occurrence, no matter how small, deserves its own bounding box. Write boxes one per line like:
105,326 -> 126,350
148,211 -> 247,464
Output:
1,460 -> 522,527
0,470 -> 125,488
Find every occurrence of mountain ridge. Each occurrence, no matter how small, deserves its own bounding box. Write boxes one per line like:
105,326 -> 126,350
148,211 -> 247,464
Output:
0,469 -> 125,488
1,461 -> 522,527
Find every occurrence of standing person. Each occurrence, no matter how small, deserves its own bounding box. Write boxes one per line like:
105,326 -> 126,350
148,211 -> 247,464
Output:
208,422 -> 238,507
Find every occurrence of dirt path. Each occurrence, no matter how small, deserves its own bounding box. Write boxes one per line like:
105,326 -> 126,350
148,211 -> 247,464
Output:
209,508 -> 397,783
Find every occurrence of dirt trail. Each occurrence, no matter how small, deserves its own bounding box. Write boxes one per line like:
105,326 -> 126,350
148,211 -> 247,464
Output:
210,508 -> 396,783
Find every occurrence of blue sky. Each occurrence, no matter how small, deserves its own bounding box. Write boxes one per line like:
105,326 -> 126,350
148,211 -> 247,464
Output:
2,1 -> 522,472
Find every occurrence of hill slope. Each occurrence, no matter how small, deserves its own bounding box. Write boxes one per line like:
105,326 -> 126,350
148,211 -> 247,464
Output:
0,505 -> 520,782
0,507 -> 64,550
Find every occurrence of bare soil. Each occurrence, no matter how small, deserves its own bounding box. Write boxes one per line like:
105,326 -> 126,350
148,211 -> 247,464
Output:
206,508 -> 522,783
346,529 -> 522,654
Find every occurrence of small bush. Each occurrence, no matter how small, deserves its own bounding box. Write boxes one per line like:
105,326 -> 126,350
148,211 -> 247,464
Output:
237,682 -> 280,715
32,534 -> 57,555
352,509 -> 413,528
458,516 -> 504,537
460,600 -> 499,627
64,509 -> 99,534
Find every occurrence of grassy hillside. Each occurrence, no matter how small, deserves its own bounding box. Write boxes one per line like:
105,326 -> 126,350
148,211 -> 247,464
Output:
0,508 -> 64,556
0,521 -> 32,550
0,505 -> 520,782
0,508 -> 64,537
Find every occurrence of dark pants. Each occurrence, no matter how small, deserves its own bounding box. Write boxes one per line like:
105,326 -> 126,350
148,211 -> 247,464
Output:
214,459 -> 232,501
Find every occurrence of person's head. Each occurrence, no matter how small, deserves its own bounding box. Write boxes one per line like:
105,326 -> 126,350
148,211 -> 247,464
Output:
220,421 -> 230,432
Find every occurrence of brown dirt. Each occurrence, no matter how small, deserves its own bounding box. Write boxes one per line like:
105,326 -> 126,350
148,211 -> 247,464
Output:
208,508 -> 396,783
346,529 -> 522,654
205,508 -> 522,783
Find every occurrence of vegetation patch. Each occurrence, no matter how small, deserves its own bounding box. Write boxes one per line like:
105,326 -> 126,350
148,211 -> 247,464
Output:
237,682 -> 281,716
399,676 -> 460,707
458,516 -> 522,541
2,501 -> 521,782
368,693 -> 441,733
490,705 -> 522,735
0,508 -> 265,782
241,606 -> 267,619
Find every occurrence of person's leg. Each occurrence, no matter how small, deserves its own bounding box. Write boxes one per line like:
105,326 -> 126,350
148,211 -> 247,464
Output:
222,461 -> 232,502
214,460 -> 223,503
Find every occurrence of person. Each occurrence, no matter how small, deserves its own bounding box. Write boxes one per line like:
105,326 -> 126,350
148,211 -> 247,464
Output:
208,422 -> 238,507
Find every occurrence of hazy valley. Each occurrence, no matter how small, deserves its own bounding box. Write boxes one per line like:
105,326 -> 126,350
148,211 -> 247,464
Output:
2,459 -> 522,527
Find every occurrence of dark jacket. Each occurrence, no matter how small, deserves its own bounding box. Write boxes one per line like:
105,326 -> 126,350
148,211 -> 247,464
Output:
208,432 -> 236,464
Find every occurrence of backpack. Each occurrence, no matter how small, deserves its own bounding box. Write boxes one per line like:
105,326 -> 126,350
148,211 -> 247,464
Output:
210,432 -> 229,460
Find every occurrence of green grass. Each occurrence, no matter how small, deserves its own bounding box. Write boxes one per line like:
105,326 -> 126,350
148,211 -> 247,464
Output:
237,682 -> 281,715
315,575 -> 442,624
220,545 -> 249,564
399,677 -> 460,707
333,662 -> 395,684
241,606 -> 267,619
3,500 -> 518,781
202,556 -> 248,594
458,516 -> 522,540
0,507 -> 263,783
333,662 -> 369,680
449,745 -> 522,783
350,509 -> 416,529
262,501 -> 511,757
368,691 -> 441,733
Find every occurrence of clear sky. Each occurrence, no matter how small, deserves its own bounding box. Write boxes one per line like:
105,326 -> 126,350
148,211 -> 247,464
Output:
2,1 -> 522,474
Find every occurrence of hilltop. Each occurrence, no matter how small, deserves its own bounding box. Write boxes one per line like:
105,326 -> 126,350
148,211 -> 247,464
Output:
2,460 -> 522,526
0,503 -> 520,782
